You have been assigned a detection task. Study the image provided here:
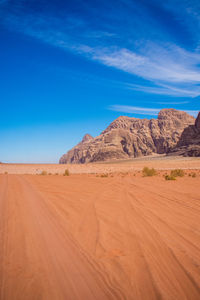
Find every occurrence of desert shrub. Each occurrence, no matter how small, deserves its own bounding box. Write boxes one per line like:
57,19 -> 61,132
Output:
191,172 -> 197,178
48,173 -> 52,175
4,171 -> 8,174
55,173 -> 58,175
164,174 -> 176,181
63,169 -> 70,176
40,170 -> 47,175
170,169 -> 184,178
142,167 -> 157,177
100,173 -> 108,178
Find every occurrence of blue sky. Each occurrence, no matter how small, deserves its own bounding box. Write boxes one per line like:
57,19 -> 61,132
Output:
0,0 -> 200,163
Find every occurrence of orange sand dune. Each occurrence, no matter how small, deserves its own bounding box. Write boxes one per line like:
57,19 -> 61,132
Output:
0,173 -> 200,299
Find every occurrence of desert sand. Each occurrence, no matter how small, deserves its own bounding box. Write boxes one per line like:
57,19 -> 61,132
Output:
1,155 -> 200,175
0,165 -> 200,299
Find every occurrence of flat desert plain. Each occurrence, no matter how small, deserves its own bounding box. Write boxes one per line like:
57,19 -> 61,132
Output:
1,155 -> 200,175
0,158 -> 200,299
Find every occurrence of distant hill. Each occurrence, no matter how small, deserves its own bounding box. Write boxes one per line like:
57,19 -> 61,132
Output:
59,109 -> 195,164
169,112 -> 200,157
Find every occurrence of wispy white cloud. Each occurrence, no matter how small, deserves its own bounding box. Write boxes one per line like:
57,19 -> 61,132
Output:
83,44 -> 200,97
125,82 -> 200,98
109,105 -> 199,117
83,31 -> 117,39
109,105 -> 160,115
164,0 -> 200,42
91,45 -> 200,82
1,0 -> 200,98
155,101 -> 189,105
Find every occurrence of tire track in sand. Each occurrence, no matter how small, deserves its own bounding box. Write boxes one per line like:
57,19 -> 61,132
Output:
0,175 -> 125,300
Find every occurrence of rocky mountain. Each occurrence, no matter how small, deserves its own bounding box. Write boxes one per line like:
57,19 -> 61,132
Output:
169,112 -> 200,157
59,109 -> 195,164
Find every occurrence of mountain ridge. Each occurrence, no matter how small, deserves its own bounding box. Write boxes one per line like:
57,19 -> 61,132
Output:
59,109 -> 195,164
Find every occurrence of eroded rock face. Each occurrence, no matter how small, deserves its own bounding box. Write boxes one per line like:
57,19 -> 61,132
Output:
59,109 -> 195,163
81,134 -> 93,143
195,112 -> 200,130
169,112 -> 200,157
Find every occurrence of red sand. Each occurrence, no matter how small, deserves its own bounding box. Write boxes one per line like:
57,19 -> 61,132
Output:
1,156 -> 200,175
0,172 -> 200,299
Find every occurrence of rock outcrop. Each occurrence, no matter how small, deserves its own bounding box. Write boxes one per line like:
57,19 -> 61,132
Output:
169,112 -> 200,157
59,109 -> 195,164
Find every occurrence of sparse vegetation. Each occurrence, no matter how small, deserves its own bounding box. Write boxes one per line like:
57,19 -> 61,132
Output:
4,171 -> 8,175
100,173 -> 108,178
63,169 -> 70,176
170,169 -> 184,177
142,167 -> 157,177
190,172 -> 197,178
164,169 -> 185,180
164,174 -> 176,181
188,172 -> 197,178
40,170 -> 47,175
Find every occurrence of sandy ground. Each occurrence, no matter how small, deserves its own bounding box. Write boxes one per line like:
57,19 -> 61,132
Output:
0,171 -> 200,299
1,156 -> 200,174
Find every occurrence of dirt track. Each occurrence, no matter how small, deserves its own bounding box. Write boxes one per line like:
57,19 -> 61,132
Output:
0,174 -> 200,299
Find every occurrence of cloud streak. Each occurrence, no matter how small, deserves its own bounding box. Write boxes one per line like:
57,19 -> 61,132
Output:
109,105 -> 199,117
109,105 -> 160,115
1,0 -> 200,98
125,82 -> 200,98
90,45 -> 200,97
93,46 -> 200,83
155,101 -> 189,105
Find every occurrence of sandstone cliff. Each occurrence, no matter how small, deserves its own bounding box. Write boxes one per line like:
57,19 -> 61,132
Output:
59,109 -> 195,164
169,112 -> 200,157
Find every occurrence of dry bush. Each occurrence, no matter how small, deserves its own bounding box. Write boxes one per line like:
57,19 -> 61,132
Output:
191,172 -> 197,178
164,174 -> 176,181
170,169 -> 184,178
100,173 -> 108,178
40,170 -> 47,175
142,167 -> 157,177
63,169 -> 70,176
